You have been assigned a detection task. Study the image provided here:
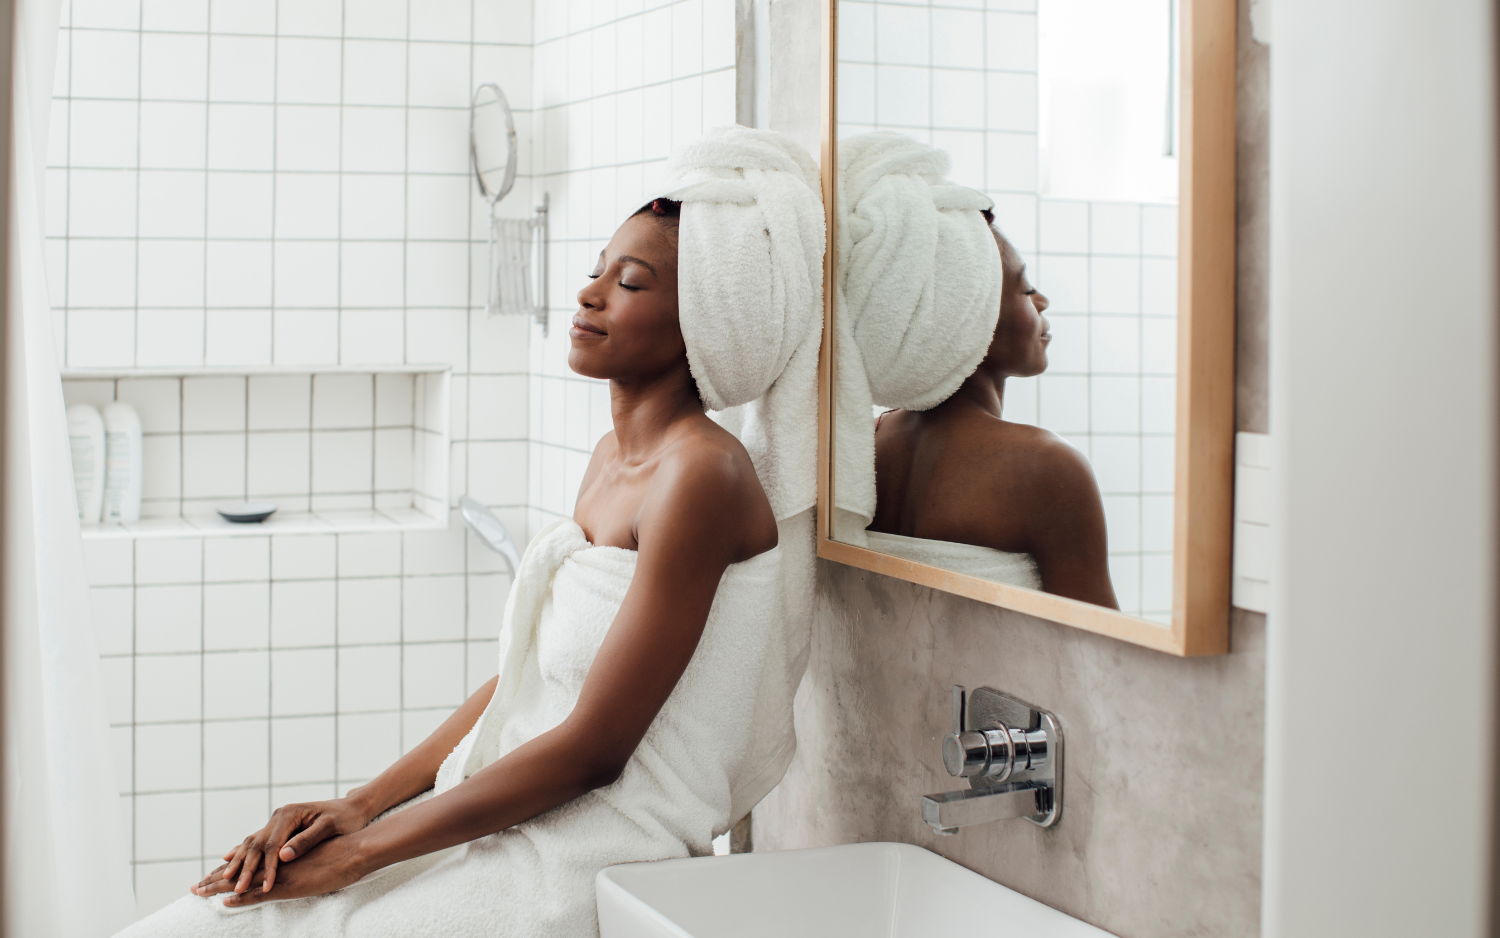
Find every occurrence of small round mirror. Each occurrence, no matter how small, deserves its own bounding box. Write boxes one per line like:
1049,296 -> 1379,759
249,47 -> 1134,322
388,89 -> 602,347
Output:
471,83 -> 518,204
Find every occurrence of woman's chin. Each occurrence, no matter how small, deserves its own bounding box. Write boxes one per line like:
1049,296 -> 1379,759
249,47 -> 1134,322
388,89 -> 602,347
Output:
566,349 -> 607,380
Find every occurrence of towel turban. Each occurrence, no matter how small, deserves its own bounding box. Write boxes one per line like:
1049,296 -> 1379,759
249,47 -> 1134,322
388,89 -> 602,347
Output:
658,125 -> 826,524
832,132 -> 1004,540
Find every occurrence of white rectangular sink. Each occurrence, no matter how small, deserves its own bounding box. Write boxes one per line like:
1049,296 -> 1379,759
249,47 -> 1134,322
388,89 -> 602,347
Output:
596,842 -> 1115,937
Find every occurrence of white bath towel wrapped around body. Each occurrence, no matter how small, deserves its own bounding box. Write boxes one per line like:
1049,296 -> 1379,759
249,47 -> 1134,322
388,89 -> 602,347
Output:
117,519 -> 783,938
864,530 -> 1040,590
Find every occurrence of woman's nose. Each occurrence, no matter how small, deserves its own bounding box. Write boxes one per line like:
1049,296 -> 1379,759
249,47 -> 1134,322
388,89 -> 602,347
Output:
1032,290 -> 1050,314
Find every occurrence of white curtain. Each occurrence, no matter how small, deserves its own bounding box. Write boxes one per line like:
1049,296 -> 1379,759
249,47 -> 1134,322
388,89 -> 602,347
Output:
3,0 -> 138,932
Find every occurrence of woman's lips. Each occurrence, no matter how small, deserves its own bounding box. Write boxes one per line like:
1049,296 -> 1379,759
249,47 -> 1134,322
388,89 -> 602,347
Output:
570,316 -> 606,339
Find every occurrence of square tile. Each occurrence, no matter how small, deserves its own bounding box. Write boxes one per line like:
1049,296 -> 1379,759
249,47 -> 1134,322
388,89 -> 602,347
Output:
1141,377 -> 1175,435
247,431 -> 311,496
275,105 -> 342,173
136,538 -> 203,586
986,131 -> 1038,193
1090,316 -> 1141,374
66,169 -> 136,237
406,108 -> 467,175
1037,374 -> 1088,434
141,33 -> 208,101
274,240 -> 340,307
206,171 -> 273,239
402,642 -> 464,709
181,434 -> 247,499
1038,200 -> 1088,253
203,787 -> 270,860
273,309 -> 340,366
1141,494 -> 1173,552
135,654 -> 202,722
1090,257 -> 1140,314
71,29 -> 139,100
205,309 -> 273,366
402,707 -> 453,754
341,174 -> 406,240
1141,434 -> 1175,493
339,532 -> 401,578
68,312 -> 136,373
467,441 -> 527,506
84,538 -> 135,586
336,712 -> 400,780
311,430 -> 374,493
375,374 -> 415,427
1090,434 -> 1141,494
271,534 -> 335,579
270,716 -> 336,784
135,791 -> 202,860
342,107 -> 406,173
401,575 -> 465,641
134,858 -> 203,919
1141,317 -> 1176,375
138,101 -> 204,170
270,648 -> 335,716
208,35 -> 275,103
134,721 -> 201,793
1091,203 -> 1142,255
466,574 -> 509,640
337,577 -> 401,644
402,521 -> 466,575
986,11 -> 1037,70
1141,204 -> 1177,256
274,172 -> 339,239
986,72 -> 1038,133
135,585 -> 201,653
249,375 -> 312,431
183,376 -> 246,432
338,645 -> 401,712
144,0 -> 208,31
277,37 -> 341,105
1091,376 -> 1141,434
207,103 -> 275,170
203,650 -> 270,719
340,243 -> 404,307
204,725 -> 269,800
374,428 -> 413,491
137,240 -> 206,308
204,581 -> 270,650
408,41 -> 470,108
1034,253 -> 1087,313
270,579 -> 336,647
204,536 -> 269,583
343,40 -> 407,105
70,99 -> 140,168
408,0 -> 468,40
1141,257 -> 1177,317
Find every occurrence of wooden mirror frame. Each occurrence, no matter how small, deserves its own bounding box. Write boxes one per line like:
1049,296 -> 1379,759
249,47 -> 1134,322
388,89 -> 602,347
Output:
815,0 -> 1237,656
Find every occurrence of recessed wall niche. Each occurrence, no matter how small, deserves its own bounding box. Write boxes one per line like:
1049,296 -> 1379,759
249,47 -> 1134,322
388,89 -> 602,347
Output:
61,366 -> 451,538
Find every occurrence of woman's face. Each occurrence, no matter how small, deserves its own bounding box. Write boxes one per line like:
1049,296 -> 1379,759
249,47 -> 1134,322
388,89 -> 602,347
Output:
569,214 -> 683,382
979,232 -> 1051,378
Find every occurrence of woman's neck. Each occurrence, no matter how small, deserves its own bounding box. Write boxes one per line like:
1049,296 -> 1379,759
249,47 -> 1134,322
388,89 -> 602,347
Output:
938,369 -> 1006,420
608,367 -> 703,463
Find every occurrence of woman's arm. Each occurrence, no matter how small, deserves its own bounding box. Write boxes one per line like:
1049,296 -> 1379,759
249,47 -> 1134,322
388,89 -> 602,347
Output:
198,675 -> 499,896
209,440 -> 771,908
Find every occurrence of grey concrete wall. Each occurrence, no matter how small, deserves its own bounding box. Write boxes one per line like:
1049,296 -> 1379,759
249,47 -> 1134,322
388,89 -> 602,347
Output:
755,3 -> 1270,936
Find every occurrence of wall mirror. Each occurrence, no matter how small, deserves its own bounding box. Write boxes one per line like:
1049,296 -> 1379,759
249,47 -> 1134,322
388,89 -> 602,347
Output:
816,0 -> 1236,655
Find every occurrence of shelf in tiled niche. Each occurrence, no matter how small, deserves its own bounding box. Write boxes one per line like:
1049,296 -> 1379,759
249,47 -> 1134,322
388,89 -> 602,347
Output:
61,366 -> 451,538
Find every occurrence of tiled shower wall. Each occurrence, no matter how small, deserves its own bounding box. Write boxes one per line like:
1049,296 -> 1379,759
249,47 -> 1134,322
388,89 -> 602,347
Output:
49,0 -> 538,917
837,0 -> 1177,619
523,0 -> 737,535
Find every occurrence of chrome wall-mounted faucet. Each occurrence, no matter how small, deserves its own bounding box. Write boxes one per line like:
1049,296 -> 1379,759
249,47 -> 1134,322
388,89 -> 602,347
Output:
921,686 -> 1064,834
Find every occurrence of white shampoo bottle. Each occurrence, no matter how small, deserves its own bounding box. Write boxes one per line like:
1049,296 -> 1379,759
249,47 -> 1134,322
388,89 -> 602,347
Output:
67,403 -> 106,524
102,402 -> 143,524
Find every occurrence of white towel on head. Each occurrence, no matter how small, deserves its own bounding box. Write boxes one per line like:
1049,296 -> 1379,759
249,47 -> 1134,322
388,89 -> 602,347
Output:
656,125 -> 826,818
832,132 -> 1004,544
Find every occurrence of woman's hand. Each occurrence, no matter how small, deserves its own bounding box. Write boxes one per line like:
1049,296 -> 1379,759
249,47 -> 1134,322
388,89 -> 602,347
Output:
195,833 -> 370,908
192,797 -> 373,897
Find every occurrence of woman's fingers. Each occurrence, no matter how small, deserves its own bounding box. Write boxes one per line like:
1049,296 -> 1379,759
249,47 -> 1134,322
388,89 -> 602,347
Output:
280,817 -> 334,862
193,863 -> 230,895
233,843 -> 265,894
221,842 -> 248,882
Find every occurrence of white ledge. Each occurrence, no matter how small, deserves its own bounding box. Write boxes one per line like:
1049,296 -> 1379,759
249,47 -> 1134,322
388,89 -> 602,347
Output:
80,508 -> 447,540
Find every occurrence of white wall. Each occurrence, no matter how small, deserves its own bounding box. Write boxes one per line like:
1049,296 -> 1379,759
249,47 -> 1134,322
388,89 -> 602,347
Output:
1265,1 -> 1496,935
48,0 -> 535,917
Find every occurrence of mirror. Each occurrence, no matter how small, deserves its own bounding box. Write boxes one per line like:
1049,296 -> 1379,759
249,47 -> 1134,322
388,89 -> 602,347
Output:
471,82 -> 518,203
819,0 -> 1236,655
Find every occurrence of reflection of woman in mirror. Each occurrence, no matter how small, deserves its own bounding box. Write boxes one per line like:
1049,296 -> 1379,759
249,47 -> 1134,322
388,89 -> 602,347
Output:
869,219 -> 1119,609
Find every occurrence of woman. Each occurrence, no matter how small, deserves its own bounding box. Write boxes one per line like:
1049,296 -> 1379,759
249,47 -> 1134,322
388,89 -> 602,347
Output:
116,127 -> 824,937
868,220 -> 1119,608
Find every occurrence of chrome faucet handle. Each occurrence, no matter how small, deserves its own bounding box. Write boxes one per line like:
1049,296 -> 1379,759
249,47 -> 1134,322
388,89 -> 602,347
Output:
941,685 -> 1016,782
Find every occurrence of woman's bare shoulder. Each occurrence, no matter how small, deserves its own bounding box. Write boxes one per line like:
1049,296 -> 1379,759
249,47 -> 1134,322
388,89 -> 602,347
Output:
981,421 -> 1100,496
647,418 -> 778,558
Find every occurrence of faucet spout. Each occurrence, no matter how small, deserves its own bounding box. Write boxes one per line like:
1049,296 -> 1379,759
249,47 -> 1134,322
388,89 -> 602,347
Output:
921,782 -> 1050,834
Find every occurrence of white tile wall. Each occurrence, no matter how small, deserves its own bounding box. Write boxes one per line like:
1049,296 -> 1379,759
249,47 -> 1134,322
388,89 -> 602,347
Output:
838,0 -> 1178,620
54,0 -> 538,918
